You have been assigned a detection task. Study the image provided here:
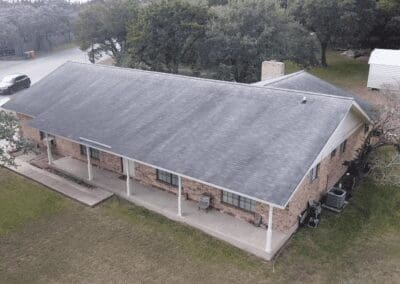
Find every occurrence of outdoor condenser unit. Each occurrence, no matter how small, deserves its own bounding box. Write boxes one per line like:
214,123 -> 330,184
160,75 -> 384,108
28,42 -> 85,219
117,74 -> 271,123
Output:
326,187 -> 347,209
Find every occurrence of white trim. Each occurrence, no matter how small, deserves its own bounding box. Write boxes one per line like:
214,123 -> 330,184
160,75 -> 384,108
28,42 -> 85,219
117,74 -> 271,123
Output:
29,103 -> 369,210
126,158 -> 132,196
282,114 -> 366,208
86,145 -> 93,181
45,133 -> 53,165
265,206 -> 273,253
351,102 -> 372,123
178,176 -> 182,217
313,121 -> 364,168
42,131 -> 286,209
79,137 -> 111,149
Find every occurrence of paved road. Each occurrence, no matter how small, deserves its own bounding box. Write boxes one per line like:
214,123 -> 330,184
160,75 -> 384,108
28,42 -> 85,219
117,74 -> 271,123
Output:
0,47 -> 90,106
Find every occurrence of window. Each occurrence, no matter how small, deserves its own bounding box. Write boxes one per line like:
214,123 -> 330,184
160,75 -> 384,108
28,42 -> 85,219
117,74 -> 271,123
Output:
222,191 -> 256,213
90,148 -> 100,160
39,131 -> 45,140
80,145 -> 100,160
331,148 -> 337,159
156,169 -> 178,187
310,163 -> 320,182
340,140 -> 347,153
80,144 -> 86,155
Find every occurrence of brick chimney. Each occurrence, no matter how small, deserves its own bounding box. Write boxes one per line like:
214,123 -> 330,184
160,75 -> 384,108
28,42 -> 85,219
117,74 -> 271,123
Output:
261,61 -> 285,81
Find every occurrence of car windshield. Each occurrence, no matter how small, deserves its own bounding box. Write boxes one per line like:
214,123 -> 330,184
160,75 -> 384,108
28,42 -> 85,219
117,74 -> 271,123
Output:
1,76 -> 16,84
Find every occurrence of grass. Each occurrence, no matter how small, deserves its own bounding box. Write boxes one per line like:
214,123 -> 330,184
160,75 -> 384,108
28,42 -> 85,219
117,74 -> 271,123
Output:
371,146 -> 400,179
285,51 -> 370,90
0,166 -> 399,283
0,168 -> 67,236
0,53 -> 397,282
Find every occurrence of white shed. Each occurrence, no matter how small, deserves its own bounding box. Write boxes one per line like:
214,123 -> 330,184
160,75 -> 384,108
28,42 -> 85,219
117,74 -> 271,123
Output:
367,49 -> 400,91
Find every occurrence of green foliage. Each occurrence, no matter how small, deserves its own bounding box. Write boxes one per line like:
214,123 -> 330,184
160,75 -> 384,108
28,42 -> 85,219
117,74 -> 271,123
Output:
207,0 -> 319,82
75,0 -> 139,63
0,168 -> 67,236
290,0 -> 377,66
0,111 -> 34,167
378,0 -> 400,16
0,1 -> 76,51
207,0 -> 228,6
307,51 -> 370,88
288,179 -> 400,263
368,0 -> 400,48
127,0 -> 210,73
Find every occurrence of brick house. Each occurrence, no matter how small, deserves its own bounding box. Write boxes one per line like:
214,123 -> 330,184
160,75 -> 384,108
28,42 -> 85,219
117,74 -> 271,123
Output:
3,62 -> 371,258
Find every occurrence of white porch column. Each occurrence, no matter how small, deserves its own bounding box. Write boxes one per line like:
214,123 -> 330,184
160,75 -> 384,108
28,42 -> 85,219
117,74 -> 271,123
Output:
177,175 -> 182,217
86,146 -> 93,181
45,133 -> 53,165
126,159 -> 132,196
265,205 -> 274,254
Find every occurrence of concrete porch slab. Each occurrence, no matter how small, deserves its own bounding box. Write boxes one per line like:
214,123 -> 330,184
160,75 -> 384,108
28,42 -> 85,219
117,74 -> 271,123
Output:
52,156 -> 294,260
7,156 -> 113,207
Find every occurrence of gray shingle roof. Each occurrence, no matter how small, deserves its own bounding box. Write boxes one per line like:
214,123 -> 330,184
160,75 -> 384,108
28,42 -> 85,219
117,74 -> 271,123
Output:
4,62 -> 356,207
254,70 -> 374,116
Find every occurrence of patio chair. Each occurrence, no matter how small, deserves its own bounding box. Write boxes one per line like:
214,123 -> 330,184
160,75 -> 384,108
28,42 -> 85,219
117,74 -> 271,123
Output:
198,193 -> 212,212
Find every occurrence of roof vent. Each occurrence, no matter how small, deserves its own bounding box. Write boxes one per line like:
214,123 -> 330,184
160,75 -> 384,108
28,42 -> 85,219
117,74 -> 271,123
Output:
301,96 -> 307,104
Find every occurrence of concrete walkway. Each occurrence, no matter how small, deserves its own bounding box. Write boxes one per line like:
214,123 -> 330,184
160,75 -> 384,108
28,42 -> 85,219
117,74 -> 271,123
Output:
7,156 -> 113,207
52,156 -> 294,260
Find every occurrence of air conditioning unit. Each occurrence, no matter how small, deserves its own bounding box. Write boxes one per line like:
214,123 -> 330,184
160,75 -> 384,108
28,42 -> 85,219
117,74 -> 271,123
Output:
326,188 -> 347,209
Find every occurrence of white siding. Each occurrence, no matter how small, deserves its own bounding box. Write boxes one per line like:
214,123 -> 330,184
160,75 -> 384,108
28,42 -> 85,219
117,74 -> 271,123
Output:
312,108 -> 364,167
367,64 -> 400,90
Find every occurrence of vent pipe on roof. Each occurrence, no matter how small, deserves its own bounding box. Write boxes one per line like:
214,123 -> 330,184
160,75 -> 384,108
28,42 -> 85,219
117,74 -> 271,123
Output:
301,96 -> 307,104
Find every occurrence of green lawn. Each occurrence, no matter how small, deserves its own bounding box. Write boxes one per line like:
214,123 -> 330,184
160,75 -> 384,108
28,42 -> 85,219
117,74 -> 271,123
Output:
285,51 -> 370,90
0,166 -> 399,283
0,169 -> 67,236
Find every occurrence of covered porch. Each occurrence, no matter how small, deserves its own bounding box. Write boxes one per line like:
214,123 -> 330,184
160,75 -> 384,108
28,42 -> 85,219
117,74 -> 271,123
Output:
50,155 -> 293,261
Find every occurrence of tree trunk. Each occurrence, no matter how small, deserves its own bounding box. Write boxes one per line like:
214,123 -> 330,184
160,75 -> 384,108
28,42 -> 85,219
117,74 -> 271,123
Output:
321,42 -> 328,67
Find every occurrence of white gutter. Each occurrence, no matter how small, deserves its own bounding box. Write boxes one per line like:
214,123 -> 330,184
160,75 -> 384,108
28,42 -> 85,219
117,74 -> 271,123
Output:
41,130 -> 286,210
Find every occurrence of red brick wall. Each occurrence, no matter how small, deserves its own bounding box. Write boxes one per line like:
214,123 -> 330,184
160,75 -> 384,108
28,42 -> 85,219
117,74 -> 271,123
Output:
16,112 -> 367,233
135,163 -> 269,225
134,125 -> 366,232
272,125 -> 367,232
15,114 -> 123,173
16,113 -> 42,146
54,138 -> 123,173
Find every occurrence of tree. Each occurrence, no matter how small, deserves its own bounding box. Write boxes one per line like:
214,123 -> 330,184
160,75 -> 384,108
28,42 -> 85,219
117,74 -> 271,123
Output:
0,1 -> 76,55
0,111 -> 33,167
348,88 -> 400,182
127,0 -> 210,73
368,0 -> 400,48
206,0 -> 319,82
75,0 -> 138,63
291,0 -> 377,67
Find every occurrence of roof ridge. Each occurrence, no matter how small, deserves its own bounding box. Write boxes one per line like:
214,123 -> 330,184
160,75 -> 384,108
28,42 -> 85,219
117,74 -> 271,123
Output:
254,70 -> 305,86
261,85 -> 355,101
66,61 -> 355,102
